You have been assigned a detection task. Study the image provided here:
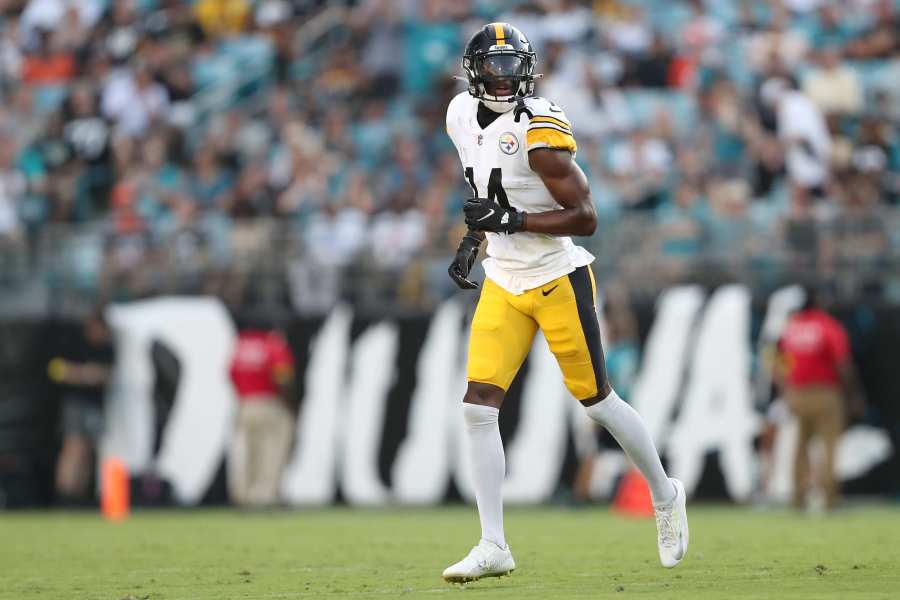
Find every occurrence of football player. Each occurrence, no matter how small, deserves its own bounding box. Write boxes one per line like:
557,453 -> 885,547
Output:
442,23 -> 689,583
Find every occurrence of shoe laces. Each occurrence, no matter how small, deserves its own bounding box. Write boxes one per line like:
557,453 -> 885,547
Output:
655,505 -> 678,548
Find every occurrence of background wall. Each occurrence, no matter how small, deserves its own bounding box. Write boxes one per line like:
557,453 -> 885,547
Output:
2,287 -> 896,508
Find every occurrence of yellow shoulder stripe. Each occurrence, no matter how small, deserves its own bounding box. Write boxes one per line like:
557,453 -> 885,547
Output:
530,115 -> 571,131
527,127 -> 577,152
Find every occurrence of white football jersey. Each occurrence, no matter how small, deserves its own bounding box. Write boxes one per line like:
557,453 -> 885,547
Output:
446,92 -> 594,295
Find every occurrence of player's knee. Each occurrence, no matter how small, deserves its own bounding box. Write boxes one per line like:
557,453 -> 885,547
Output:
463,381 -> 505,409
579,379 -> 612,407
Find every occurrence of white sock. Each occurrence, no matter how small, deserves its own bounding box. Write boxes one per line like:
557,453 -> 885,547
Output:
463,403 -> 506,548
584,389 -> 676,506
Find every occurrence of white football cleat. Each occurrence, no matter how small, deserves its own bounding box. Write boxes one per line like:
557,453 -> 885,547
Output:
655,478 -> 689,568
442,539 -> 516,584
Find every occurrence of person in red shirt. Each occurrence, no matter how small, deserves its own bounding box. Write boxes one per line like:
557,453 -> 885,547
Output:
22,28 -> 75,86
777,286 -> 864,510
228,322 -> 296,507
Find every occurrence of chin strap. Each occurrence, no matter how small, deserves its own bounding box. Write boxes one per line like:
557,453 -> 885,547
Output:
483,99 -> 516,114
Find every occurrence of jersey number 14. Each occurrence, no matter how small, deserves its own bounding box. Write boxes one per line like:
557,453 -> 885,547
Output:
465,167 -> 510,209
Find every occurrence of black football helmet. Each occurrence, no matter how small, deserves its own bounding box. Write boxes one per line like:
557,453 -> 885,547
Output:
462,23 -> 537,108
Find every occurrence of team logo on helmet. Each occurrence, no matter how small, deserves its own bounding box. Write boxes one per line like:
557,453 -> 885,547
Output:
499,132 -> 519,155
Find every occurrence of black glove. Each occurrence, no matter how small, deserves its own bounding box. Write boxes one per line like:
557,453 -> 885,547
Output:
464,197 -> 526,234
448,233 -> 481,290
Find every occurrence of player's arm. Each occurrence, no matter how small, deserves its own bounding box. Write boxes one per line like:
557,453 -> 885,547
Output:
838,360 -> 866,419
270,335 -> 299,411
522,148 -> 596,236
463,149 -> 596,236
465,101 -> 596,237
831,326 -> 866,419
448,230 -> 485,290
445,100 -> 488,290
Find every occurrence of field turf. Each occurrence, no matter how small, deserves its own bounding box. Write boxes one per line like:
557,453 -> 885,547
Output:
1,505 -> 899,599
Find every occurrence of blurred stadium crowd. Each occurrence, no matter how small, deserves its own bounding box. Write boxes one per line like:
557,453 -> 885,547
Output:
0,0 -> 898,312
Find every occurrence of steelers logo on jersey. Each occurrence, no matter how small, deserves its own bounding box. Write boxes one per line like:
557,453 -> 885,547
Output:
498,132 -> 519,155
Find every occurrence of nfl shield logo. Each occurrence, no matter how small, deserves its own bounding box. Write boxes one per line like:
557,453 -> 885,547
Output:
477,134 -> 483,146
499,132 -> 519,155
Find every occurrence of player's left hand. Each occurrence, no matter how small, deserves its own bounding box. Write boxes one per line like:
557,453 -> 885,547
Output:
448,233 -> 481,290
464,198 -> 525,234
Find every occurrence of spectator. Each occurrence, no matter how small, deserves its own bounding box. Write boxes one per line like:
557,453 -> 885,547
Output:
609,128 -> 673,211
20,0 -> 104,43
0,0 -> 893,309
63,82 -> 114,213
806,4 -> 854,54
21,27 -> 74,87
845,0 -> 898,61
228,162 -> 273,220
680,0 -> 725,68
850,118 -> 893,198
350,0 -> 404,98
762,76 -> 831,196
368,186 -> 427,270
783,0 -> 824,15
803,47 -> 863,116
605,4 -> 652,56
402,0 -> 461,97
275,126 -> 331,220
707,79 -> 747,175
539,0 -> 594,45
0,16 -> 22,85
101,1 -> 144,68
628,31 -> 674,88
101,176 -> 154,298
0,135 -> 25,245
47,309 -> 114,504
228,320 -> 296,507
705,177 -> 753,267
0,134 -> 27,284
746,6 -> 809,72
656,179 -> 708,279
871,62 -> 900,124
777,285 -> 864,510
194,0 -> 251,39
101,61 -> 170,137
188,146 -> 233,212
538,43 -> 632,139
288,195 -> 367,313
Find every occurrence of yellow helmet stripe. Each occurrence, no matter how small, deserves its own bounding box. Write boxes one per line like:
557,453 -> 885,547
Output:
493,23 -> 505,45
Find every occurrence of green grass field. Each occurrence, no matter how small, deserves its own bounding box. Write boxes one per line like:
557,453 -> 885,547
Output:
2,505 -> 899,599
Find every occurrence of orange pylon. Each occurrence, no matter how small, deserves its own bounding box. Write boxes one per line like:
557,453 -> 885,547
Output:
101,457 -> 130,521
612,468 -> 654,518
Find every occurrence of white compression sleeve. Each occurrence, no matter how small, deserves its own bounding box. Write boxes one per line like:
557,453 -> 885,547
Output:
462,403 -> 507,548
584,389 -> 676,506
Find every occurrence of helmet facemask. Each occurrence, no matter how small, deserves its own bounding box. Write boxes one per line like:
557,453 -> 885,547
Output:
463,50 -> 536,113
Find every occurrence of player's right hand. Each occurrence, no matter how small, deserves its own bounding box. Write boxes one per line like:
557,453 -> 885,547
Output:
448,233 -> 481,290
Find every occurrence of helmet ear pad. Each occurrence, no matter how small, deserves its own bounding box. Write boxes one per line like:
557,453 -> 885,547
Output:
463,56 -> 479,97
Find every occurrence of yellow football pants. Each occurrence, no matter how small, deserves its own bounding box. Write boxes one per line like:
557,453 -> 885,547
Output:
467,265 -> 607,401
